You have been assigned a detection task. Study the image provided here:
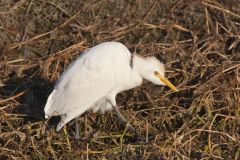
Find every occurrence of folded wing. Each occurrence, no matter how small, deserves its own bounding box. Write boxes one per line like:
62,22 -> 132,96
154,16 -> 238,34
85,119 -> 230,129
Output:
44,51 -> 116,130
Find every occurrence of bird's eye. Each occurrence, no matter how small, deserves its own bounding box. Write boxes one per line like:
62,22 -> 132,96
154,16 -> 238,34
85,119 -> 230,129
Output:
154,71 -> 159,75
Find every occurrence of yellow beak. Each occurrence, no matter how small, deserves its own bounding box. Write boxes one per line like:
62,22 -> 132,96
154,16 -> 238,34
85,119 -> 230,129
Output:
154,71 -> 178,92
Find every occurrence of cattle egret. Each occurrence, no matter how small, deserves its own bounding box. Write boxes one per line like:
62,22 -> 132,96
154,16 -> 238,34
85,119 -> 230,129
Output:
44,42 -> 178,137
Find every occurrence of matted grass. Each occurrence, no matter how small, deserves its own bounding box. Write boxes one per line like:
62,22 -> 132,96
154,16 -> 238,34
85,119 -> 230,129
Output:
0,0 -> 239,159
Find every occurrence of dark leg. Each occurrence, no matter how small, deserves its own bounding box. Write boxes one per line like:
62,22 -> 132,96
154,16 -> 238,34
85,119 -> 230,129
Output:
74,117 -> 80,139
113,105 -> 135,131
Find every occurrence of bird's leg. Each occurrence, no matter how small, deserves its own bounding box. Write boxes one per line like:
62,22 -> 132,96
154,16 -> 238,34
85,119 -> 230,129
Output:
112,105 -> 135,131
74,116 -> 80,139
113,105 -> 127,122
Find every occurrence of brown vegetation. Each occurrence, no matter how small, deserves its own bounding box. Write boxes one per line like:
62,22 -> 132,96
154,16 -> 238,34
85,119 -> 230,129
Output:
0,0 -> 239,159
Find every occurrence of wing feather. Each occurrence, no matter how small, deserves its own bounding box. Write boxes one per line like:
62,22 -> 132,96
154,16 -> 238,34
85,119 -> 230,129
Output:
44,51 -> 116,117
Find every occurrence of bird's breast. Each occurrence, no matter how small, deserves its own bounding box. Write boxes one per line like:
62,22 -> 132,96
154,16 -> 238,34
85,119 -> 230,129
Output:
120,75 -> 143,92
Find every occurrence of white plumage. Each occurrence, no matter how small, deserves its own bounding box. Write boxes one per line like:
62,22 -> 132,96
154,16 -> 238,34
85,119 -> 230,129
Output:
44,42 -> 178,132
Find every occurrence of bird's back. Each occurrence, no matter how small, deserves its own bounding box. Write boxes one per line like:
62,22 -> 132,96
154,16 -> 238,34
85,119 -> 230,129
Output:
44,42 -> 132,118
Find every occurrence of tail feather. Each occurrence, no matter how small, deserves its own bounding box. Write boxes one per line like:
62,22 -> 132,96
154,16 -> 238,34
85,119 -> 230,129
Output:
44,90 -> 56,118
56,106 -> 89,131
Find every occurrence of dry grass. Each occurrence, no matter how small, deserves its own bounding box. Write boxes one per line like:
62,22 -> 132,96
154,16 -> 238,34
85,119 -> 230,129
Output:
0,0 -> 240,159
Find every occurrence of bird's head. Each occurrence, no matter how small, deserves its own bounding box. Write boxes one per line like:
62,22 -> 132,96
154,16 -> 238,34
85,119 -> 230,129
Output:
137,56 -> 178,92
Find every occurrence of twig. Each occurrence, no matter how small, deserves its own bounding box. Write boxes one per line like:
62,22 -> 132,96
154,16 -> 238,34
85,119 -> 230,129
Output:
8,10 -> 82,50
36,0 -> 71,17
63,126 -> 72,152
0,0 -> 27,15
0,90 -> 27,104
202,1 -> 240,19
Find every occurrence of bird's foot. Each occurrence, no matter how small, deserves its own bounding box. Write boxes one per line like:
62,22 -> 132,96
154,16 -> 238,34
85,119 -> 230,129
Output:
74,132 -> 80,139
113,105 -> 136,132
126,123 -> 136,132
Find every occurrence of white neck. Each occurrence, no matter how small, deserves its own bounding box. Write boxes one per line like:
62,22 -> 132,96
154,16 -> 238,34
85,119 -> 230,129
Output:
132,54 -> 146,78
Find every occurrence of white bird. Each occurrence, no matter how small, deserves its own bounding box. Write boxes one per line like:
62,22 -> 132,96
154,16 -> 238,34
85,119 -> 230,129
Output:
44,42 -> 178,136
